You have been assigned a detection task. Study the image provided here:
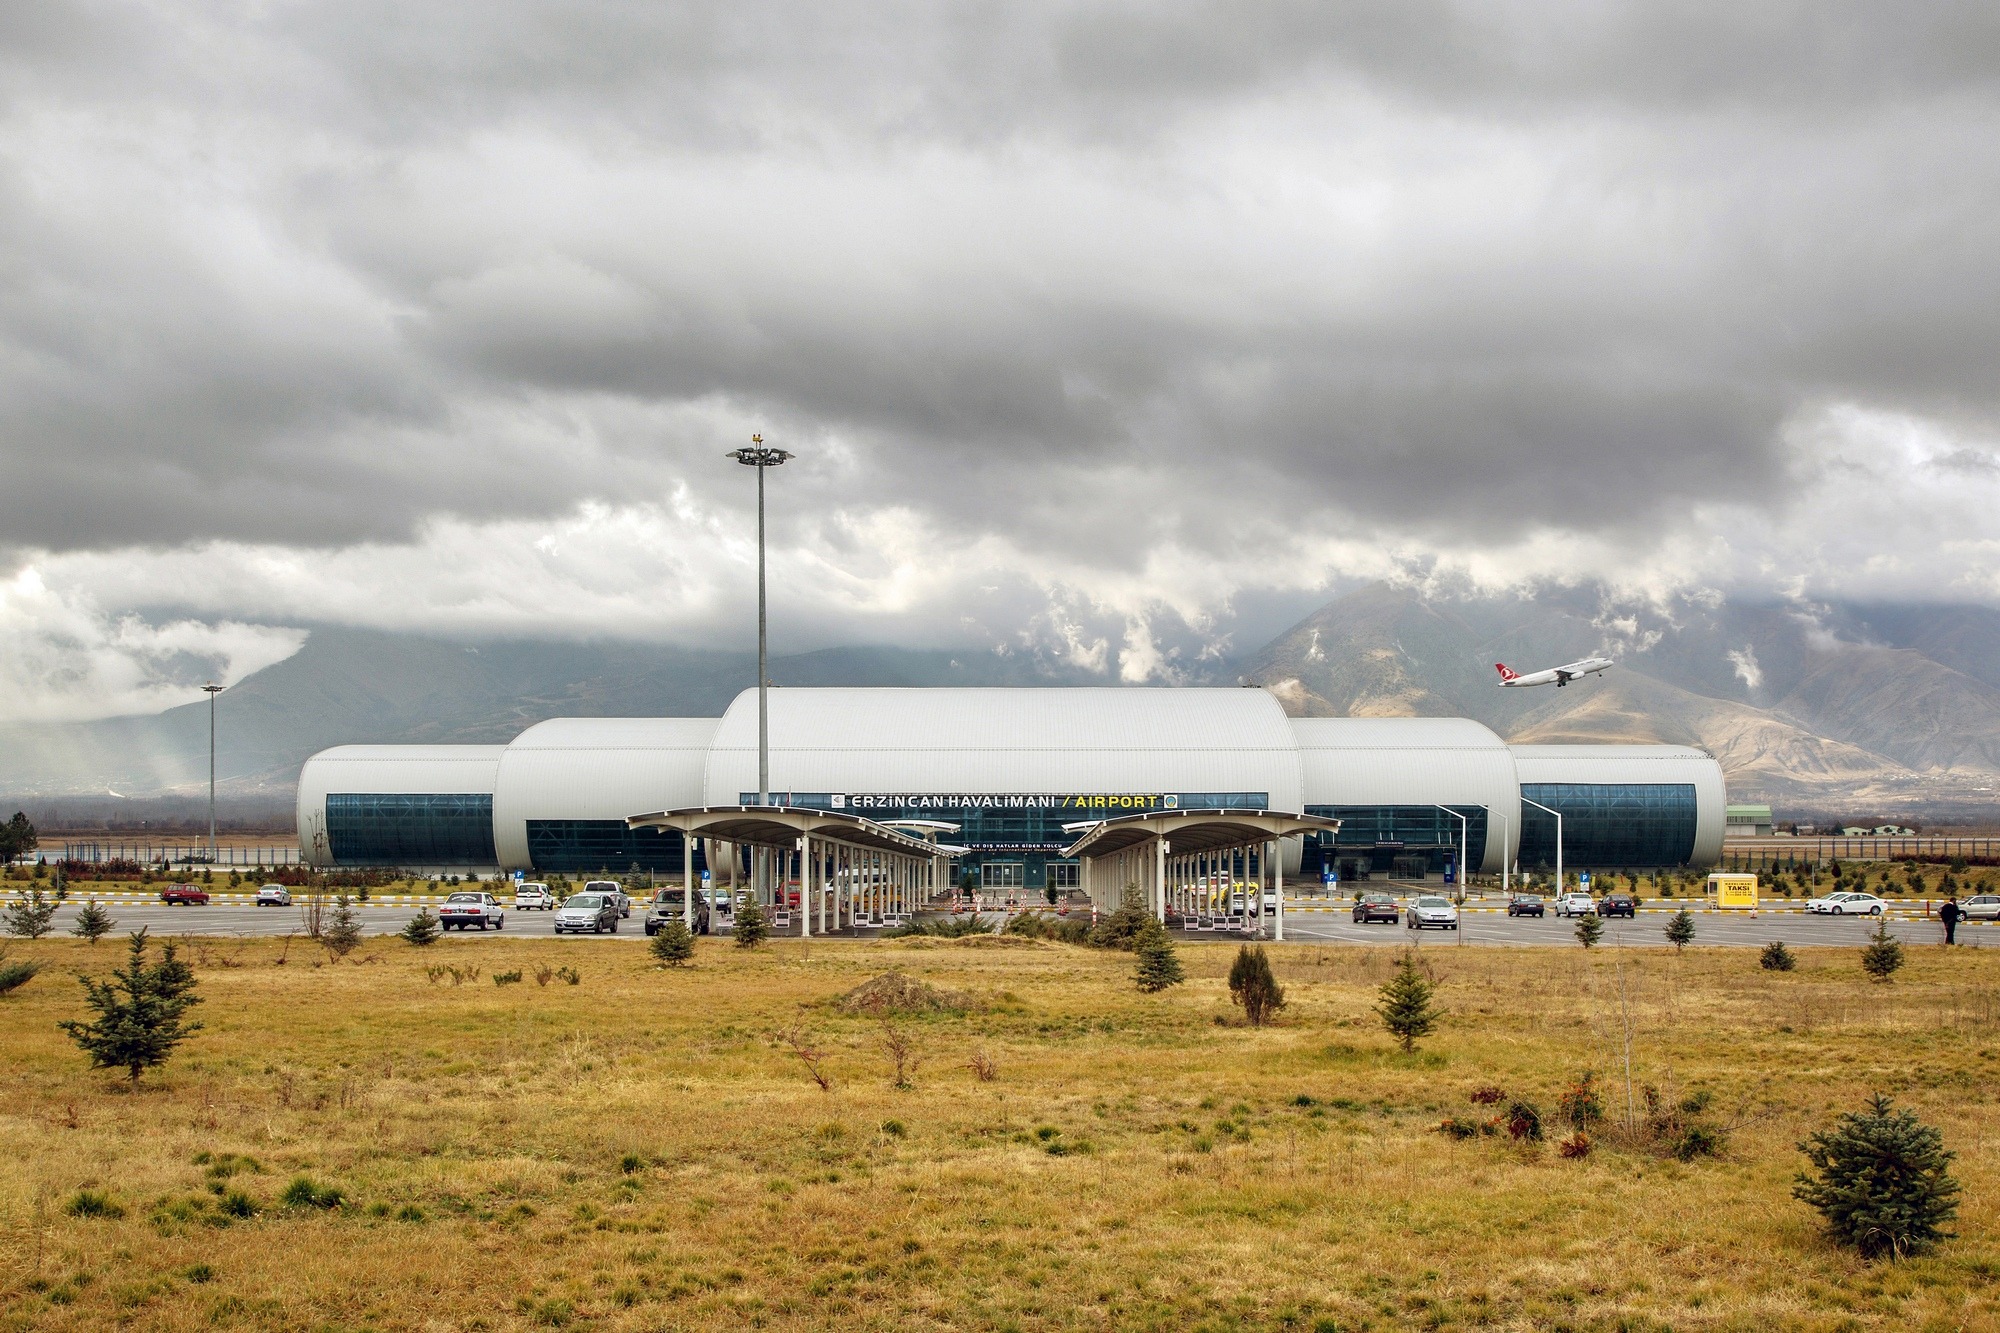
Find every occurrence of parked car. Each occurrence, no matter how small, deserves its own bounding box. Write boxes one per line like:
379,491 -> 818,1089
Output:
1506,893 -> 1545,918
513,883 -> 555,911
1599,892 -> 1639,918
583,880 -> 632,918
1406,895 -> 1459,930
160,884 -> 210,905
255,885 -> 292,907
1352,893 -> 1401,924
1961,894 -> 2000,921
554,892 -> 620,935
645,888 -> 711,936
1554,892 -> 1597,918
1805,891 -> 1887,916
439,891 -> 506,930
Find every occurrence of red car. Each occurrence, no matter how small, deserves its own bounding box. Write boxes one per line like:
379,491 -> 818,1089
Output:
160,884 -> 211,905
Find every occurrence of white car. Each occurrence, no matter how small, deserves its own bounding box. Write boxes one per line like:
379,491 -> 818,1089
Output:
583,880 -> 632,918
439,891 -> 506,930
1554,892 -> 1597,918
1961,894 -> 2000,921
255,885 -> 292,907
1406,895 -> 1459,930
554,892 -> 620,935
513,883 -> 555,910
1805,891 -> 1886,916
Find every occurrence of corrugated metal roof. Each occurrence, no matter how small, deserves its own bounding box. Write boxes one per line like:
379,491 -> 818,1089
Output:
504,717 -> 721,750
1291,718 -> 1518,871
1510,744 -> 1728,864
702,688 -> 1303,807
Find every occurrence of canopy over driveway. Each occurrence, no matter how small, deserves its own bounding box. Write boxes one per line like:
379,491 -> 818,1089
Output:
627,805 -> 957,937
1060,809 -> 1342,941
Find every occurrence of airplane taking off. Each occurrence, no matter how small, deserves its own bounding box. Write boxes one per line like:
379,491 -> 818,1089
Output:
1494,657 -> 1615,688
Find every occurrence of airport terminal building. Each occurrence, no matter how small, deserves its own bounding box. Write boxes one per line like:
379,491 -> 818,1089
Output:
296,688 -> 1726,887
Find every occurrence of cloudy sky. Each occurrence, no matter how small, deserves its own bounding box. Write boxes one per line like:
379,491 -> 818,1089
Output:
5,2 -> 2000,720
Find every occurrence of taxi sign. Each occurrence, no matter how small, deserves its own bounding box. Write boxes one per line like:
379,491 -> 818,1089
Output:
1707,872 -> 1758,909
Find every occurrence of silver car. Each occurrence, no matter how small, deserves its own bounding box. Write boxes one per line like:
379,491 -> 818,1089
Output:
255,884 -> 292,907
1959,894 -> 2000,921
554,892 -> 619,935
1406,895 -> 1459,931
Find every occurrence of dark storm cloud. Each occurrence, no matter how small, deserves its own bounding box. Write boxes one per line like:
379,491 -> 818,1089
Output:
4,0 -> 2000,568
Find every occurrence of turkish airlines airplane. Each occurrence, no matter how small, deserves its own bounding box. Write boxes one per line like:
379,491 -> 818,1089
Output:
1494,657 -> 1615,688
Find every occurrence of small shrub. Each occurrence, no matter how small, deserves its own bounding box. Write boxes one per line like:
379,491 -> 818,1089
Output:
1574,914 -> 1604,949
424,965 -> 448,985
533,964 -> 556,987
1861,919 -> 1905,982
732,902 -> 769,949
218,1191 -> 257,1218
1089,886 -> 1153,951
966,1047 -> 998,1082
493,969 -> 523,986
556,966 -> 581,986
400,909 -> 441,947
1663,909 -> 1696,952
321,895 -> 362,960
886,914 -> 993,939
279,1176 -> 343,1210
181,1263 -> 216,1284
58,930 -> 202,1085
0,949 -> 42,996
70,900 -> 116,944
1504,1099 -> 1544,1142
1760,940 -> 1797,972
1557,1131 -> 1593,1159
650,917 -> 696,966
1795,1094 -> 1959,1258
1556,1072 -> 1605,1130
1468,1084 -> 1506,1106
1374,953 -> 1437,1051
880,1119 -> 907,1138
396,1204 -> 426,1222
65,1189 -> 125,1219
1228,945 -> 1286,1026
1435,1117 -> 1481,1140
619,1153 -> 644,1174
1132,916 -> 1184,993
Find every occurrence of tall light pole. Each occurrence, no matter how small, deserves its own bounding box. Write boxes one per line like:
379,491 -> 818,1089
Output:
1432,805 -> 1468,893
202,682 -> 225,864
729,436 -> 793,807
1521,796 -> 1564,892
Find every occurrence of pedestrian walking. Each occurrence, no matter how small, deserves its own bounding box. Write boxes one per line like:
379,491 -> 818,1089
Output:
1940,894 -> 1962,946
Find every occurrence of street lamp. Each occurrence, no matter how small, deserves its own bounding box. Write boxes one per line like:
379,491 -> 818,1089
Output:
1431,805 -> 1468,894
202,683 -> 225,865
1520,797 -> 1564,893
729,436 -> 792,911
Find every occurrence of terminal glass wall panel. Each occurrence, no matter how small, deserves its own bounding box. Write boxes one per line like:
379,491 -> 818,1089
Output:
1301,805 -> 1488,879
524,820 -> 704,875
1517,784 -> 1698,869
325,793 -> 496,866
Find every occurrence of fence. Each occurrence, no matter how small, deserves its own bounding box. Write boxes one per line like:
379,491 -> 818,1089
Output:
60,841 -> 303,868
1722,836 -> 2000,869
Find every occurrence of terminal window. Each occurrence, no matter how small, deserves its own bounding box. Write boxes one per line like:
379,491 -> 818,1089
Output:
325,793 -> 496,866
1048,861 -> 1080,888
525,820 -> 698,875
981,862 -> 1025,889
1518,783 -> 1698,868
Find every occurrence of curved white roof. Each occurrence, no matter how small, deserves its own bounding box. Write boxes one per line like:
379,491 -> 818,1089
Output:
491,718 -> 718,868
1292,718 -> 1519,871
702,688 -> 1304,809
295,745 -> 505,865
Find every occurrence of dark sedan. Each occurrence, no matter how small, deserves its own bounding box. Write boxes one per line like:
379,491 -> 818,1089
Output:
1353,894 -> 1401,924
1506,894 -> 1545,917
1599,893 -> 1639,918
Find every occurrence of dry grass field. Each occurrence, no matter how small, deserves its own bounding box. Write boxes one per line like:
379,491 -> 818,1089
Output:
2,932 -> 1998,1332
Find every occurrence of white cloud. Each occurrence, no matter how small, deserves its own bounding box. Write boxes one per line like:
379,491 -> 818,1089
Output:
0,568 -> 307,723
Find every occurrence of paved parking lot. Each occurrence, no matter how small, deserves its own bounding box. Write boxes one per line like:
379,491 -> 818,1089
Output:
23,897 -> 1992,949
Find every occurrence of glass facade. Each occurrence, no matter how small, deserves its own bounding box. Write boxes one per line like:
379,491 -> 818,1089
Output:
325,793 -> 496,867
1301,805 -> 1488,879
749,791 -> 1268,890
525,820 -> 706,875
1518,783 -> 1699,869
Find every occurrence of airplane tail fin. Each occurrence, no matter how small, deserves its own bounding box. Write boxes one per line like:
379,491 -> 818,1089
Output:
1494,663 -> 1518,682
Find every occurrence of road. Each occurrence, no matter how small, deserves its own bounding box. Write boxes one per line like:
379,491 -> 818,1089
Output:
21,897 -> 1991,948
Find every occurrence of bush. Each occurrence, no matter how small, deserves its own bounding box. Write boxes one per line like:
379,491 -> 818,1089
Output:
1004,912 -> 1092,944
1760,940 -> 1797,972
885,914 -> 992,939
280,1176 -> 343,1210
64,1189 -> 125,1219
650,917 -> 696,965
321,895 -> 362,960
1557,1131 -> 1593,1159
1374,953 -> 1437,1052
3,887 -> 56,939
1663,909 -> 1696,952
1089,886 -> 1153,951
1574,914 -> 1604,949
399,909 -> 440,947
1795,1095 -> 1959,1259
1504,1099 -> 1544,1142
58,930 -> 202,1084
69,900 -> 115,944
1132,916 -> 1184,993
1556,1072 -> 1605,1131
0,946 -> 42,996
493,969 -> 523,986
1228,945 -> 1286,1026
1861,919 -> 1905,982
732,902 -> 769,949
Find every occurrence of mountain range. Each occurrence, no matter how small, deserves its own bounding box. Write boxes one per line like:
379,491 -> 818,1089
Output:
7,584 -> 2000,821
